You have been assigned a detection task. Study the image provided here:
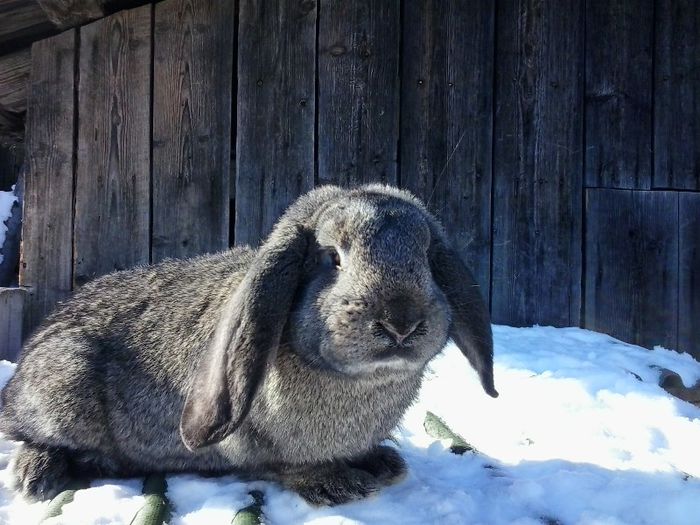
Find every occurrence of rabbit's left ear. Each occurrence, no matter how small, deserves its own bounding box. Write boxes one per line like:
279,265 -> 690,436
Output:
180,222 -> 310,450
428,225 -> 498,398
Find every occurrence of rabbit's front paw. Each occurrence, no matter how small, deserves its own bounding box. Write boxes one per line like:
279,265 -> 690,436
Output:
12,444 -> 72,501
348,445 -> 407,485
288,463 -> 380,506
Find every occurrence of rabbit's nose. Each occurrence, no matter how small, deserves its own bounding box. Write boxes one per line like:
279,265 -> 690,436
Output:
379,319 -> 422,344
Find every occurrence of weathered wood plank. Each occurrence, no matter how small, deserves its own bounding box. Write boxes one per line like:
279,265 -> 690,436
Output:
654,0 -> 700,190
37,0 -> 105,30
0,287 -> 26,361
317,0 -> 400,187
400,0 -> 493,294
235,0 -> 316,246
0,0 -> 56,53
20,30 -> 75,334
492,0 -> 583,326
0,48 -> 31,115
152,0 -> 233,262
585,189 -> 678,350
679,192 -> 700,358
585,0 -> 652,189
74,5 -> 150,284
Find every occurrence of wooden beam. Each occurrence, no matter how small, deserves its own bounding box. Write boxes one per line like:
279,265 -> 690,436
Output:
36,0 -> 106,30
0,48 -> 31,115
0,0 -> 56,53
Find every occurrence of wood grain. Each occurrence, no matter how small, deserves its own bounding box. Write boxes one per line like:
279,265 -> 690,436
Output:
400,0 -> 494,294
20,29 -> 76,335
585,0 -> 652,189
491,0 -> 584,326
235,0 -> 316,246
0,287 -> 26,360
317,0 -> 400,187
585,189 -> 678,350
679,192 -> 700,358
654,0 -> 700,190
152,0 -> 233,261
74,5 -> 151,284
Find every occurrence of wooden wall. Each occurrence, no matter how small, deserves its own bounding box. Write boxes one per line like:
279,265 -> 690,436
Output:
17,0 -> 700,359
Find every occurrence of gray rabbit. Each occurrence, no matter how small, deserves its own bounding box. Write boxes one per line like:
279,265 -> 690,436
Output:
0,184 -> 497,506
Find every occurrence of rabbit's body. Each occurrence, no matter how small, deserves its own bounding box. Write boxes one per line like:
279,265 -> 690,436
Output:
1,249 -> 419,474
1,185 -> 496,505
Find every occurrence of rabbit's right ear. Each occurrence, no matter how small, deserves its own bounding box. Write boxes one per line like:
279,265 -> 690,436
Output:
180,186 -> 344,451
180,222 -> 310,451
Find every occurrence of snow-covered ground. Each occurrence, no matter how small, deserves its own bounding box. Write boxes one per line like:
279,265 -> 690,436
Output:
1,325 -> 699,524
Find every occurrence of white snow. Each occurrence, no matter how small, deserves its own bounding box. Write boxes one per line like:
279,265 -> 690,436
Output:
1,326 -> 699,524
0,188 -> 17,265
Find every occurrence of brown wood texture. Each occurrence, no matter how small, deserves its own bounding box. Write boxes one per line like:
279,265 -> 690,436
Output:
317,0 -> 400,187
679,192 -> 700,358
491,0 -> 584,326
20,29 -> 76,335
654,0 -> 700,190
235,0 -> 316,246
399,0 -> 494,294
585,189 -> 679,350
74,5 -> 151,285
152,0 -> 233,262
585,0 -> 653,189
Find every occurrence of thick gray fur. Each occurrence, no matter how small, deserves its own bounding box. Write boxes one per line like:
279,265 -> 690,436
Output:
0,184 -> 496,505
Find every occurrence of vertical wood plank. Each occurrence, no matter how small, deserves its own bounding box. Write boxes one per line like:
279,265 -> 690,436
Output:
235,0 -> 316,246
400,0 -> 494,294
0,287 -> 26,361
152,0 -> 233,262
492,0 -> 584,326
74,5 -> 151,284
585,0 -> 652,189
20,30 -> 75,334
679,192 -> 700,358
654,0 -> 700,190
585,189 -> 678,349
317,0 -> 400,187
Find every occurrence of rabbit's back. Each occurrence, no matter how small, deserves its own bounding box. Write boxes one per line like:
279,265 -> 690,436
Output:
0,247 -> 255,471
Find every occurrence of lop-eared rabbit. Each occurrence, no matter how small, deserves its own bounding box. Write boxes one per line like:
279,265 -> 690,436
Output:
0,184 -> 497,505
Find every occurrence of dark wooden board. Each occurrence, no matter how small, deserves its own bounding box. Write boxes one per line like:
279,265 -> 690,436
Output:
654,0 -> 700,190
0,0 -> 56,54
585,189 -> 678,350
0,48 -> 31,116
152,0 -> 233,262
74,5 -> 151,284
585,0 -> 652,189
491,0 -> 583,326
20,29 -> 76,334
399,0 -> 494,294
317,0 -> 400,187
679,192 -> 700,358
235,0 -> 316,246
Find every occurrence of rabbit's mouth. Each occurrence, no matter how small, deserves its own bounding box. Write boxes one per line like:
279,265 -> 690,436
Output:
373,346 -> 419,362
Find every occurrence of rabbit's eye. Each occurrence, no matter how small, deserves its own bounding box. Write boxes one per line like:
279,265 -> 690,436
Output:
321,247 -> 342,269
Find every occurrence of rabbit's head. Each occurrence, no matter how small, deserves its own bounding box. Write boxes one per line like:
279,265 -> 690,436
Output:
180,185 -> 497,451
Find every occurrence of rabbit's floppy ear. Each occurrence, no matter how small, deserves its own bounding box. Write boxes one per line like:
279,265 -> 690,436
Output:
180,222 -> 310,451
428,224 -> 498,398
